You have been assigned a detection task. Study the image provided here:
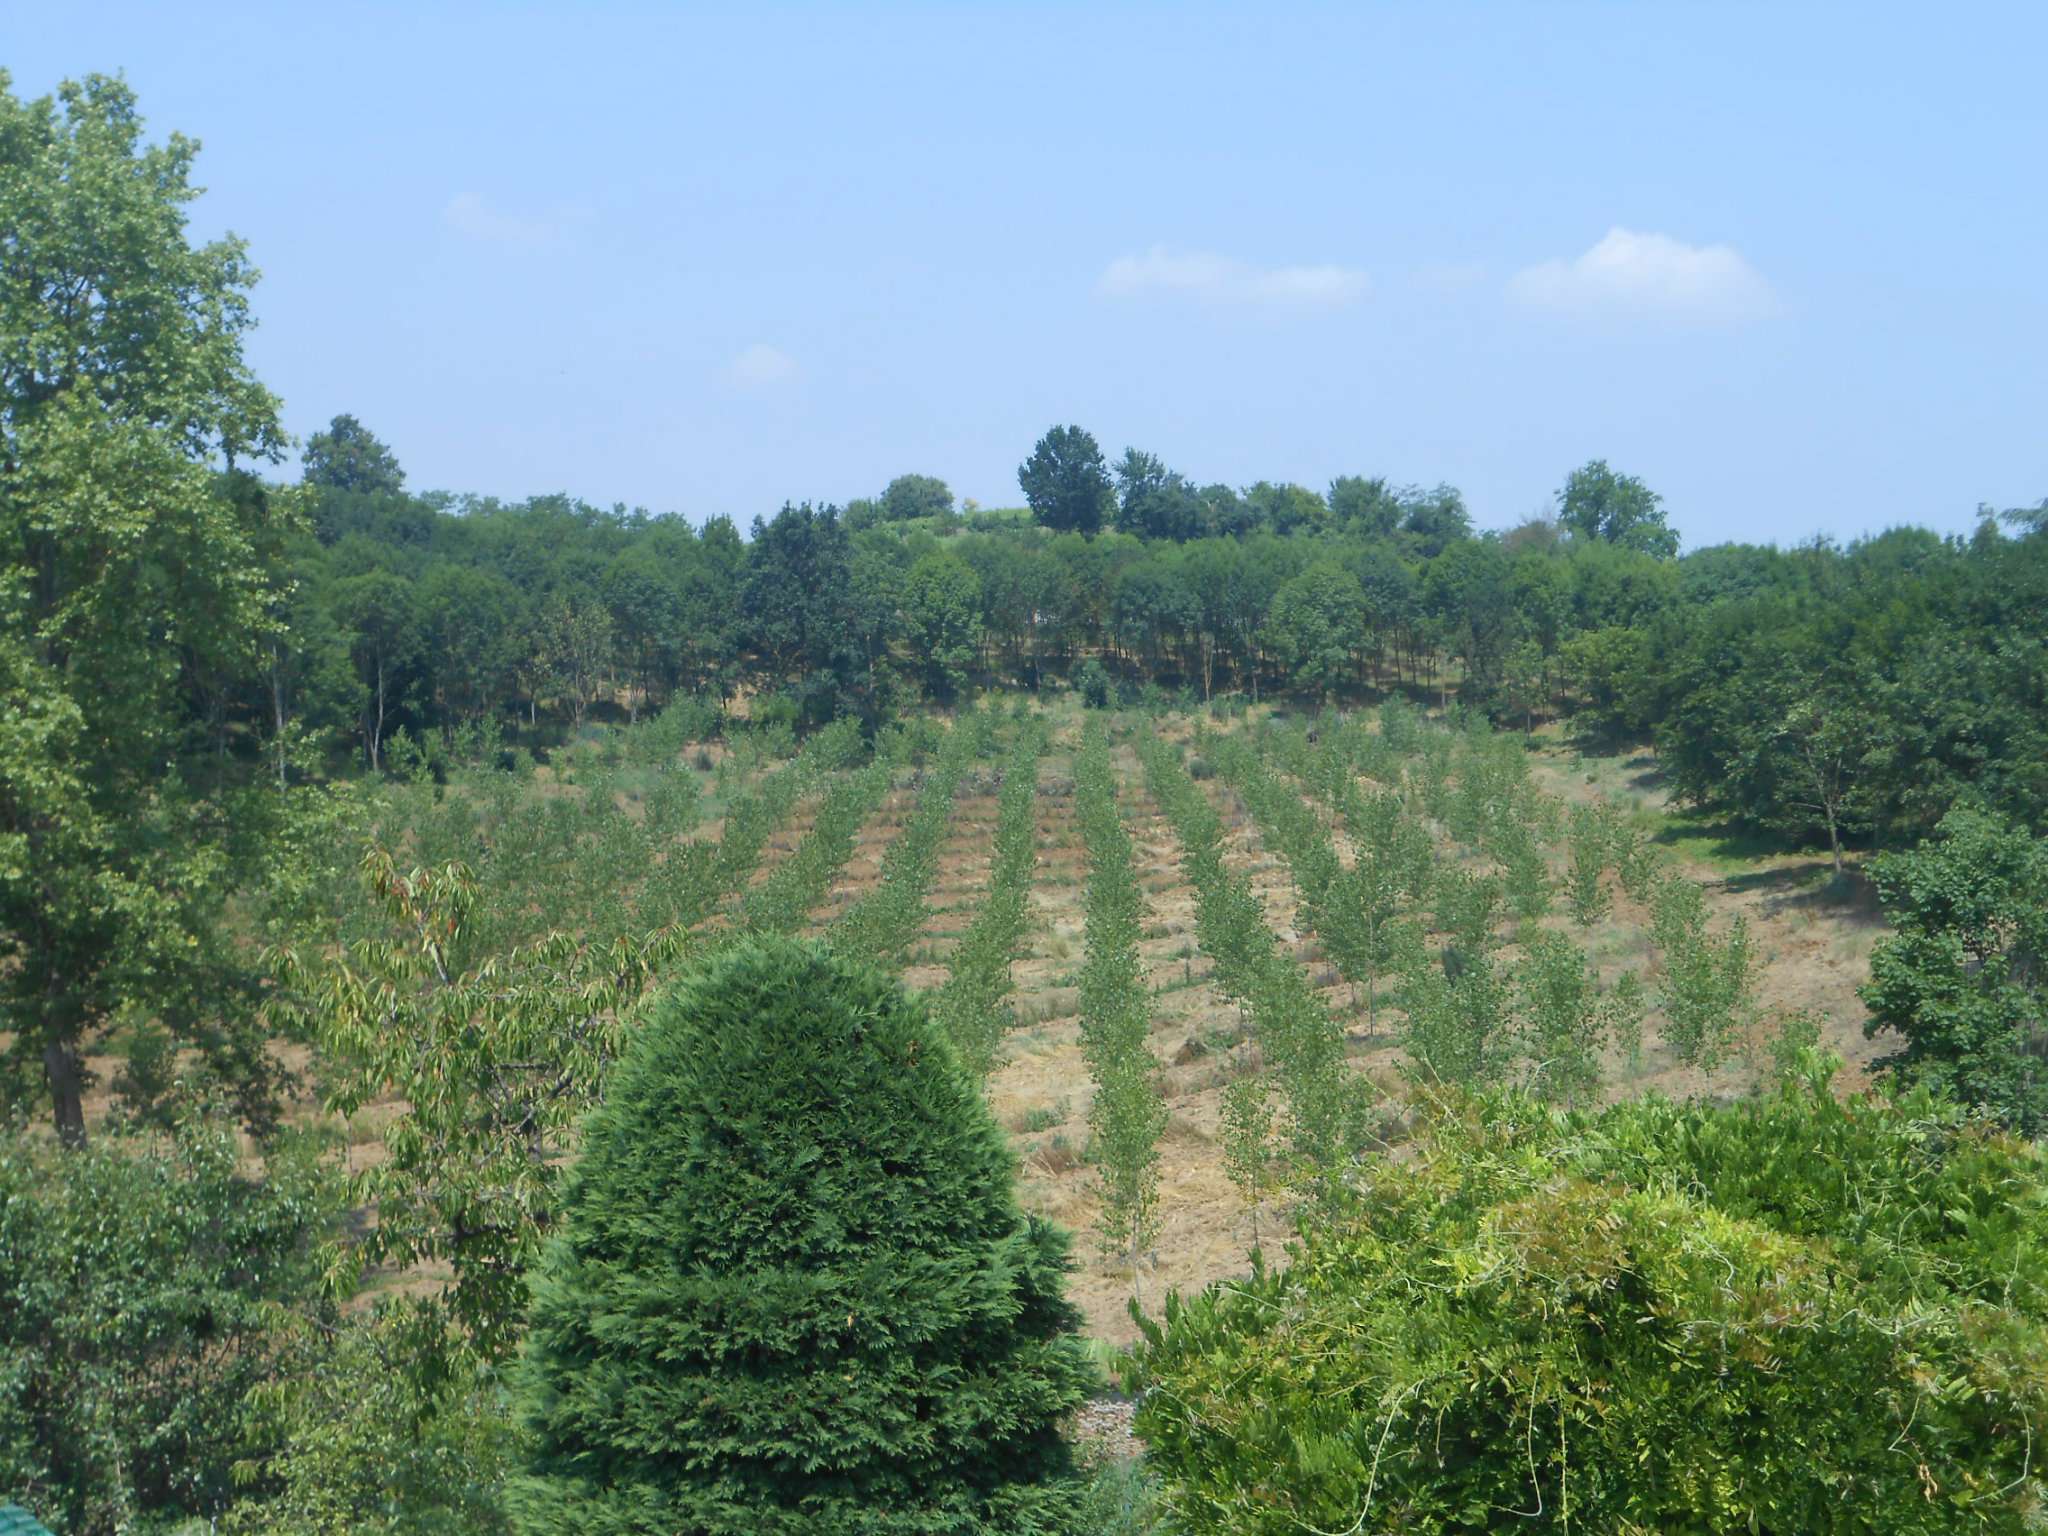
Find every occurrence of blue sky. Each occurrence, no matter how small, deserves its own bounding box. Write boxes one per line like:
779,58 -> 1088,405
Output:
9,3 -> 2045,546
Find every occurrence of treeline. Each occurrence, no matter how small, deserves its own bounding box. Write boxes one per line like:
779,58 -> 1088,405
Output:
259,415 -> 2048,865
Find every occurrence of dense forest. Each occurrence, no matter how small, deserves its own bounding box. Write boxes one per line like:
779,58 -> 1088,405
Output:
6,68 -> 2048,1536
269,413 -> 2048,863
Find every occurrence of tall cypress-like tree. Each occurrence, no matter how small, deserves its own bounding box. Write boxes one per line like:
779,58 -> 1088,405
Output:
512,937 -> 1098,1535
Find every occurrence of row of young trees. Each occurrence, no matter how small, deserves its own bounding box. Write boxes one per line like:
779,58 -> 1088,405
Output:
1072,721 -> 1169,1304
1186,705 -> 1764,1108
931,719 -> 1050,1081
1131,726 -> 1365,1168
739,724 -> 920,934
833,707 -> 990,965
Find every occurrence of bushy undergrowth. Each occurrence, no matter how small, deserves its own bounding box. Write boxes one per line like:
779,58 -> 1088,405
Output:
1132,1067 -> 2048,1535
0,1124 -> 339,1535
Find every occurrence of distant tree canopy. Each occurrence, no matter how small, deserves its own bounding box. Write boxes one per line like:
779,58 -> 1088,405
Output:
1557,458 -> 1679,557
1019,424 -> 1112,535
880,471 -> 953,522
302,413 -> 405,497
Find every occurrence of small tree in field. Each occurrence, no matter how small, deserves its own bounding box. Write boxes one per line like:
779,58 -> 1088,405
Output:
511,938 -> 1098,1535
1220,1074 -> 1276,1254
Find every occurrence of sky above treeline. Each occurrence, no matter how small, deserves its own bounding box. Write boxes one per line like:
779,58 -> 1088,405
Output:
10,3 -> 2046,548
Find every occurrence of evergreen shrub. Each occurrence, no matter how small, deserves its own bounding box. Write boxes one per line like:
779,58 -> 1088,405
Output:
512,937 -> 1098,1535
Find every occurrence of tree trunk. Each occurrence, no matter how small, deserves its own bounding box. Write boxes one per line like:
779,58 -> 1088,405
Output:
368,656 -> 387,772
271,645 -> 289,790
45,1038 -> 86,1148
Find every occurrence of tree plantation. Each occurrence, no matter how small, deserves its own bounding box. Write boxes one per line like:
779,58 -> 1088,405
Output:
5,66 -> 2048,1536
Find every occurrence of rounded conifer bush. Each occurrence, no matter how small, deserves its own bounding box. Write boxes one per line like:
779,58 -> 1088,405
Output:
510,936 -> 1099,1535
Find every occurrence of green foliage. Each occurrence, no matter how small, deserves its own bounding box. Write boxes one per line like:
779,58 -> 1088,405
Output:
1863,805 -> 2048,1133
0,1123 -> 338,1535
233,1307 -> 519,1536
1019,424 -> 1113,536
1134,727 -> 1367,1169
1132,1076 -> 2048,1535
303,413 -> 406,497
1075,655 -> 1113,708
902,550 -> 983,701
511,938 -> 1098,1534
267,851 -> 689,1361
1652,874 -> 1757,1071
671,717 -> 861,927
1565,801 -> 1617,925
1397,943 -> 1510,1086
834,709 -> 983,965
1219,1074 -> 1276,1252
933,722 -> 1048,1079
1074,721 -> 1168,1300
1515,930 -> 1637,1105
740,725 -> 913,935
0,71 -> 295,1142
1556,457 -> 1678,558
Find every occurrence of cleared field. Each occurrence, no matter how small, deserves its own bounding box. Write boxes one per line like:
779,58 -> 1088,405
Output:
133,695 -> 1888,1343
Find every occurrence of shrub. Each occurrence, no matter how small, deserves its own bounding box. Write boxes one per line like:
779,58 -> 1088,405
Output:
511,938 -> 1098,1534
233,1306 -> 520,1536
1076,657 -> 1113,709
0,1124 -> 338,1535
1863,805 -> 2048,1133
1132,1073 -> 2048,1535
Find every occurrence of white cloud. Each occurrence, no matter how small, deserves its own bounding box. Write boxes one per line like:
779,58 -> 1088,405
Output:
1098,246 -> 1369,307
442,192 -> 559,245
1507,228 -> 1772,321
726,343 -> 799,391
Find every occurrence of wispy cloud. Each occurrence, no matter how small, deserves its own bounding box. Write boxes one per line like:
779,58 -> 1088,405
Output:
442,192 -> 561,245
726,343 -> 799,392
1098,246 -> 1369,307
1507,228 -> 1772,321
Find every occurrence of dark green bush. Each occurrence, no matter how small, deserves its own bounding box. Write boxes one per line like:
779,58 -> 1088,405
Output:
1131,1068 -> 2048,1535
1075,657 -> 1112,709
512,937 -> 1098,1534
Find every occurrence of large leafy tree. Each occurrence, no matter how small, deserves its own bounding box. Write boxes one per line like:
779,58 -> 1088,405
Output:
1557,458 -> 1680,558
1260,562 -> 1364,703
1018,423 -> 1112,536
0,1123 -> 337,1534
0,73 -> 291,1142
741,501 -> 855,690
902,548 -> 982,701
878,471 -> 953,523
1864,805 -> 2048,1133
301,413 -> 405,497
1113,446 -> 1205,541
512,938 -> 1098,1534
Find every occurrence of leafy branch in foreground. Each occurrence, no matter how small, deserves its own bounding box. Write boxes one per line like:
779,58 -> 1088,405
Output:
265,849 -> 687,1361
1132,1072 -> 2048,1536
